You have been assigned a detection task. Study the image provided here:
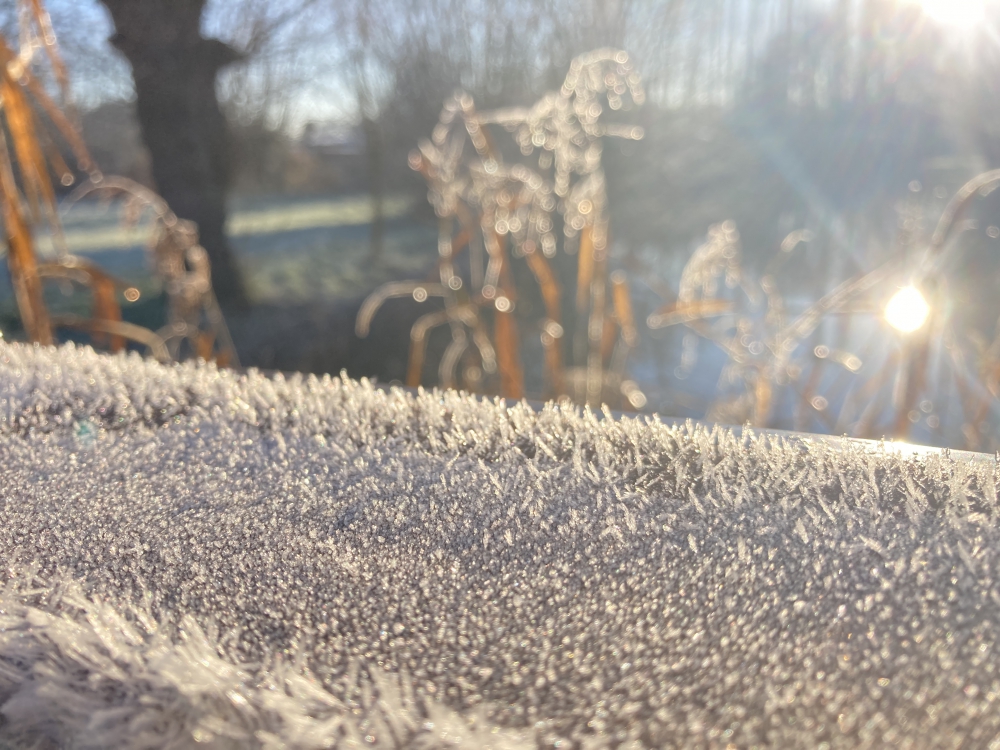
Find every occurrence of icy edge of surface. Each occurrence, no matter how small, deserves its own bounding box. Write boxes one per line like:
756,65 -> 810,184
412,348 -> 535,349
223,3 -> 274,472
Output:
1,341 -> 991,469
374,384 -> 995,465
730,424 -> 995,465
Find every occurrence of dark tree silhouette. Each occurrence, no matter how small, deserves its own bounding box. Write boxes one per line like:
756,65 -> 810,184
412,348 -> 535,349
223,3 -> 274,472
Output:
100,0 -> 248,309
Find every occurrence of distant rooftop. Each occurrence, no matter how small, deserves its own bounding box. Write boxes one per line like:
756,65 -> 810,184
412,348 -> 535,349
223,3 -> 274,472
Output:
300,122 -> 364,156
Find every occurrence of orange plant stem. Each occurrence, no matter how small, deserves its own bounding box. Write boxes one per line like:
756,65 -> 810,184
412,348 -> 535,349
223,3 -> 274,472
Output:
576,225 -> 594,314
494,309 -> 523,399
493,231 -> 524,399
525,249 -> 564,395
91,275 -> 124,351
0,139 -> 51,344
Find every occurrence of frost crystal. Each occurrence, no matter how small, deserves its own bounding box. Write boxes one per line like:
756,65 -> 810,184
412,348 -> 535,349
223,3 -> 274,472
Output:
0,341 -> 999,748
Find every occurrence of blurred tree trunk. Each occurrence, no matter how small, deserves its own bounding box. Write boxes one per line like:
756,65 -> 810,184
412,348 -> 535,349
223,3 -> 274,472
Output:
686,7 -> 705,103
830,0 -> 851,102
783,0 -> 796,102
856,0 -> 884,101
350,2 -> 384,267
100,0 -> 249,309
361,114 -> 385,266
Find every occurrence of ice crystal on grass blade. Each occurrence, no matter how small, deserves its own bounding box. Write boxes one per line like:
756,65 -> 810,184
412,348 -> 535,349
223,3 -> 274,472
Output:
1,341 -> 1000,747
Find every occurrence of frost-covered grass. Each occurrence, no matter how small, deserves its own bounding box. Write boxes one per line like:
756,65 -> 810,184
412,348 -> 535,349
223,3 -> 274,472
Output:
1,342 -> 999,748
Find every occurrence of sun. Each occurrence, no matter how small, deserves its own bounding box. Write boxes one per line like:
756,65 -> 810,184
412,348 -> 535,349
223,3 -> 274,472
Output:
920,0 -> 986,28
885,287 -> 930,334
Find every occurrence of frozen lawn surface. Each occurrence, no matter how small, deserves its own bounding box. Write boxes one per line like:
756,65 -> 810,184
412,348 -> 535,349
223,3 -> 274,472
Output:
0,342 -> 999,748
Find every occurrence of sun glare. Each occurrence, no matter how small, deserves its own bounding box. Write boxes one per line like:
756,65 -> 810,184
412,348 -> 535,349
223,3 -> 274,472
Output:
920,0 -> 986,28
885,287 -> 930,334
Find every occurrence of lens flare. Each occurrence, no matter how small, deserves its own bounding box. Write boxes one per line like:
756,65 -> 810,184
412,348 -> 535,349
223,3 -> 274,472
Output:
885,287 -> 930,333
920,0 -> 985,28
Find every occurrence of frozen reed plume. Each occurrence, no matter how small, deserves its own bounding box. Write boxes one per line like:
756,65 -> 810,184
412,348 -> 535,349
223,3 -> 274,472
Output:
358,50 -> 646,408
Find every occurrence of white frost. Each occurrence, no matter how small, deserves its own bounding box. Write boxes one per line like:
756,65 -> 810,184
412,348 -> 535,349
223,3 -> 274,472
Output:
0,342 -> 998,748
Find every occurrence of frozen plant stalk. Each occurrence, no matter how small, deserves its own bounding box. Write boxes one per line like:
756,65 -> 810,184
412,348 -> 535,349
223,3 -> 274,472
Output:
358,50 -> 647,408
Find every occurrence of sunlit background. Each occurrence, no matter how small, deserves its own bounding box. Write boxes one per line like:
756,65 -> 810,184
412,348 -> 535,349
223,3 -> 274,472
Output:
919,0 -> 985,27
3,0 -> 1000,451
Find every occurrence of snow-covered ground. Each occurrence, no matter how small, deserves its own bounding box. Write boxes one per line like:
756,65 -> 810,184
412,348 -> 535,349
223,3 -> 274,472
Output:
1,341 -> 999,747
